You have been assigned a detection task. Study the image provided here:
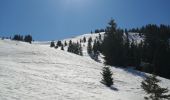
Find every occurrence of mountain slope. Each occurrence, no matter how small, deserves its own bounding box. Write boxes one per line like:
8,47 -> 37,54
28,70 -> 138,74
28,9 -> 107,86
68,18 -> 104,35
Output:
0,39 -> 170,100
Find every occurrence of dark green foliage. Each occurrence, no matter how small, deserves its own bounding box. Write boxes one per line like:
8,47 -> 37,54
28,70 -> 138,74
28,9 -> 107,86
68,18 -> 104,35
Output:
94,29 -> 105,33
13,34 -> 24,41
61,45 -> 64,50
13,34 -> 32,43
91,39 -> 101,61
128,40 -> 141,67
141,74 -> 170,100
83,37 -> 86,43
101,67 -> 113,87
101,20 -> 170,79
93,40 -> 99,54
79,44 -> 83,56
64,41 -> 67,46
95,29 -> 100,33
134,24 -> 170,79
102,19 -> 126,66
87,37 -> 92,55
50,41 -> 55,47
57,41 -> 62,47
100,29 -> 105,32
80,39 -> 82,43
99,33 -> 102,40
67,41 -> 83,56
24,35 -> 32,43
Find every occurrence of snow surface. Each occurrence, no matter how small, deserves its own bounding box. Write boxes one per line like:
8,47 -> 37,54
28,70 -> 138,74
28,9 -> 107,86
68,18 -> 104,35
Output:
0,34 -> 170,100
33,32 -> 105,62
125,32 -> 144,44
61,32 -> 105,62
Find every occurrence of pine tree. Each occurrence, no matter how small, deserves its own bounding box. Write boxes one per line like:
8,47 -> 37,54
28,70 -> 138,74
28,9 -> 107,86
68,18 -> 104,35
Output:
99,33 -> 102,40
13,34 -> 24,41
57,41 -> 62,47
101,66 -> 113,87
83,37 -> 86,43
64,41 -> 67,46
78,43 -> 83,56
102,19 -> 125,66
141,74 -> 170,100
61,45 -> 64,50
87,37 -> 92,55
93,40 -> 98,54
67,41 -> 82,56
24,35 -> 32,43
124,31 -> 130,66
50,41 -> 55,47
80,39 -> 82,43
92,39 -> 100,61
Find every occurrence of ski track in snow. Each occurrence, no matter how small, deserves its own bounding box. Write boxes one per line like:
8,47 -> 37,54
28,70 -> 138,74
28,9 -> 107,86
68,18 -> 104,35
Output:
0,33 -> 170,100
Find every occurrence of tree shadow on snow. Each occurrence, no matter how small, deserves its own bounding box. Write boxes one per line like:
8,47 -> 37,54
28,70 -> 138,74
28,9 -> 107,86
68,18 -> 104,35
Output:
122,67 -> 147,78
110,86 -> 119,91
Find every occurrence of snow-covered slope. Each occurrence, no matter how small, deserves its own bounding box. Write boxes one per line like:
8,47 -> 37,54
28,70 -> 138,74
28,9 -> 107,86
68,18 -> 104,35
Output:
0,37 -> 170,100
33,32 -> 143,58
62,32 -> 105,62
33,32 -> 105,62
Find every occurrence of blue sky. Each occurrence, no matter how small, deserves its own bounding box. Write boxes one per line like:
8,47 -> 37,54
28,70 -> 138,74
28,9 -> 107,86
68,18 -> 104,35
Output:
0,0 -> 170,40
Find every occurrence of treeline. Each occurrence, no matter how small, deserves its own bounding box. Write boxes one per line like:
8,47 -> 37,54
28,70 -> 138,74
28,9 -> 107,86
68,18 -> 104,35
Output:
50,40 -> 64,50
50,40 -> 83,56
87,34 -> 102,61
12,34 -> 33,43
91,28 -> 105,34
101,19 -> 170,79
67,40 -> 83,56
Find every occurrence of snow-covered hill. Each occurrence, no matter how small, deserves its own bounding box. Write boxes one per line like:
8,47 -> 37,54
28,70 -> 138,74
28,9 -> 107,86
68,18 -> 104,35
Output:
34,32 -> 105,62
0,35 -> 170,100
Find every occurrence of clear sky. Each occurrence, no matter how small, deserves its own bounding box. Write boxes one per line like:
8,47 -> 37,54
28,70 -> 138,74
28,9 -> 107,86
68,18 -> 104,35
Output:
0,0 -> 170,40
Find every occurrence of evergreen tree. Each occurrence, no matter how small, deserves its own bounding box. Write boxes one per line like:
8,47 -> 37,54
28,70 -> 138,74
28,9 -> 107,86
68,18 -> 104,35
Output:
140,24 -> 170,78
99,33 -> 102,40
95,29 -> 100,33
102,19 -> 125,66
93,40 -> 98,54
57,41 -> 62,47
64,41 -> 67,46
124,31 -> 131,66
61,45 -> 64,50
141,74 -> 170,100
83,37 -> 86,43
80,39 -> 82,43
87,37 -> 92,55
100,29 -> 105,32
67,41 -> 83,56
50,41 -> 55,47
92,39 -> 101,61
101,66 -> 113,87
24,35 -> 32,43
13,34 -> 24,41
69,40 -> 72,45
78,43 -> 83,56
